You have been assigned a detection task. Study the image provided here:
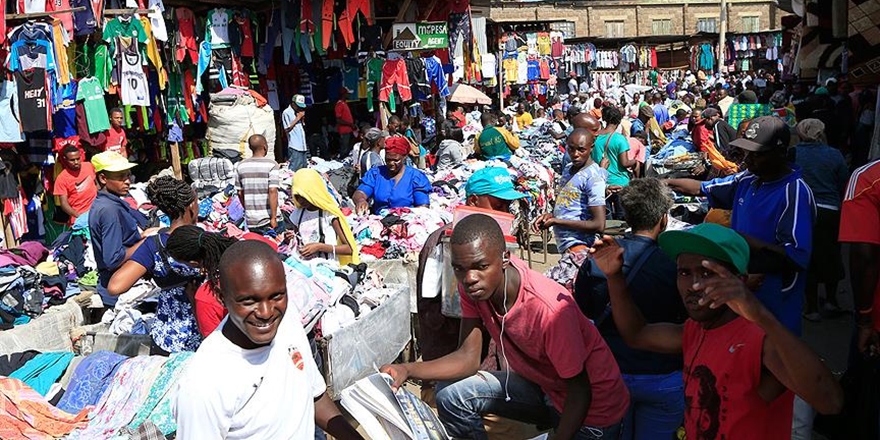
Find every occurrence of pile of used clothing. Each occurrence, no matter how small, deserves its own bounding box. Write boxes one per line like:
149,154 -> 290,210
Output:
0,241 -> 82,330
348,207 -> 452,261
0,349 -> 193,439
518,124 -> 565,173
428,156 -> 556,222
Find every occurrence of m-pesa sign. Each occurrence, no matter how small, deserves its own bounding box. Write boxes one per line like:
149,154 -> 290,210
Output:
390,22 -> 449,50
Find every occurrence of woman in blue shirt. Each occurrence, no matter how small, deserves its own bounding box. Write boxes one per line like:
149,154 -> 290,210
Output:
108,176 -> 203,353
353,136 -> 431,215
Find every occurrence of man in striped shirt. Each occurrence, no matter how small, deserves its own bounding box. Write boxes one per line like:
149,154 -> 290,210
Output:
235,135 -> 282,234
666,116 -> 816,335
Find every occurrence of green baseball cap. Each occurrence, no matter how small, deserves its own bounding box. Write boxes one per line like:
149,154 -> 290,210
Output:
658,223 -> 750,274
465,167 -> 528,201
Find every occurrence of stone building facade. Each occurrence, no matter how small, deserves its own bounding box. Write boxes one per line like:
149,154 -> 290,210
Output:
485,0 -> 783,38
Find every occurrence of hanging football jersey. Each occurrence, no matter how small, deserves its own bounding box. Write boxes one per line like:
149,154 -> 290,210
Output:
117,37 -> 149,106
18,0 -> 46,13
0,81 -> 25,143
207,8 -> 231,49
53,82 -> 78,138
15,69 -> 51,132
76,77 -> 111,133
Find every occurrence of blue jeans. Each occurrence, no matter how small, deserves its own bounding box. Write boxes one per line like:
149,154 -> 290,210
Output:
289,149 -> 308,171
620,371 -> 684,440
436,371 -> 623,440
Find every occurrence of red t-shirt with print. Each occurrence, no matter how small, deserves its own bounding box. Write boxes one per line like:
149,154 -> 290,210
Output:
682,317 -> 794,439
103,126 -> 128,158
53,162 -> 98,225
839,160 -> 880,330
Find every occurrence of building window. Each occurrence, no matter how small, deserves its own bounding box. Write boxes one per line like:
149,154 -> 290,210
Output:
697,18 -> 717,33
652,19 -> 673,35
605,20 -> 625,38
742,16 -> 760,33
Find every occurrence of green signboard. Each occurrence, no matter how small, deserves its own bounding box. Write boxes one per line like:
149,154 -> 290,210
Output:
416,22 -> 448,49
391,22 -> 449,50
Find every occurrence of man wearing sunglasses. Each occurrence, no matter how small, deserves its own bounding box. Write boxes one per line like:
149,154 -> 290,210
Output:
664,116 -> 815,336
89,151 -> 156,308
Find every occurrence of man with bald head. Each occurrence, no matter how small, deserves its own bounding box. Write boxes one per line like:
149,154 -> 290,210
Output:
176,241 -> 363,440
571,112 -> 601,137
235,134 -> 282,235
535,128 -> 606,255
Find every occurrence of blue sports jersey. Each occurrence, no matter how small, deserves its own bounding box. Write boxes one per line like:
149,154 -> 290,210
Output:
53,82 -> 78,138
701,169 -> 816,335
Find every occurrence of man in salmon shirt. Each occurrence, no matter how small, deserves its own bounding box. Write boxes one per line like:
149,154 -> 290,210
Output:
53,146 -> 98,226
592,223 -> 843,439
383,214 -> 629,439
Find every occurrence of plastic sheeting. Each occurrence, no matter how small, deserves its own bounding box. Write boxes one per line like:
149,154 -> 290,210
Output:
319,284 -> 411,399
206,93 -> 276,160
368,259 -> 418,313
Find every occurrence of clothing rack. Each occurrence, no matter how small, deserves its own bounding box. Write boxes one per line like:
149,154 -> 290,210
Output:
6,7 -> 85,20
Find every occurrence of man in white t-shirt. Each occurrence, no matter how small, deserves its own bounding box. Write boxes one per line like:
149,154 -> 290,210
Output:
174,241 -> 363,440
568,72 -> 579,96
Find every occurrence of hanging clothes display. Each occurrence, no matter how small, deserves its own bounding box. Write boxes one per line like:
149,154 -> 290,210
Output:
117,38 -> 149,107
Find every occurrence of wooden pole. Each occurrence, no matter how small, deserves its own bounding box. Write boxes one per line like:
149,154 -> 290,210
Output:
170,143 -> 183,180
718,0 -> 727,73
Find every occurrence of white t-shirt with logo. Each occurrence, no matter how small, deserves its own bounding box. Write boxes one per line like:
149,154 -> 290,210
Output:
174,310 -> 326,440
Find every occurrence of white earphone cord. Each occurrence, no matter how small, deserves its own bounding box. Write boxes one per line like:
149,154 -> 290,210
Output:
500,262 -> 511,402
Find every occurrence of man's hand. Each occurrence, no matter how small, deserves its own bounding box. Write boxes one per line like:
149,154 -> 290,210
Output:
695,260 -> 767,323
355,201 -> 370,216
858,325 -> 880,357
269,218 -> 278,229
589,235 -> 624,276
532,213 -> 555,232
606,185 -> 623,196
379,364 -> 410,392
745,274 -> 765,292
299,243 -> 327,259
141,227 -> 161,238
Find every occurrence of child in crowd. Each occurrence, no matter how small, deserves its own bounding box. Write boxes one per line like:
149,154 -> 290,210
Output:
289,169 -> 359,265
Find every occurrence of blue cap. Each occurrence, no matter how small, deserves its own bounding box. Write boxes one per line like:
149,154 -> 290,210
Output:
465,167 -> 528,200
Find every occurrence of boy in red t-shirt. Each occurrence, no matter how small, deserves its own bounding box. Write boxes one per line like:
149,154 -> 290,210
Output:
382,214 -> 629,439
53,145 -> 98,226
592,223 -> 843,440
102,108 -> 129,158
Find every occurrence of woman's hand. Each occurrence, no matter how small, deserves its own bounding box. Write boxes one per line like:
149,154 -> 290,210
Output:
141,227 -> 161,238
356,201 -> 370,216
300,243 -> 329,259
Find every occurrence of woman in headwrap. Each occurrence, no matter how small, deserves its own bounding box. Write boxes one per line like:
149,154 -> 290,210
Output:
637,103 -> 667,153
353,135 -> 432,215
290,168 -> 360,265
792,119 -> 848,321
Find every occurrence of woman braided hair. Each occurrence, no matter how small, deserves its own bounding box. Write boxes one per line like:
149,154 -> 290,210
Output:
166,225 -> 238,296
147,176 -> 196,220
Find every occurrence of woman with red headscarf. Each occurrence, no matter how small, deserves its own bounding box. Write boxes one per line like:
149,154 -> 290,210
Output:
353,135 -> 432,215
